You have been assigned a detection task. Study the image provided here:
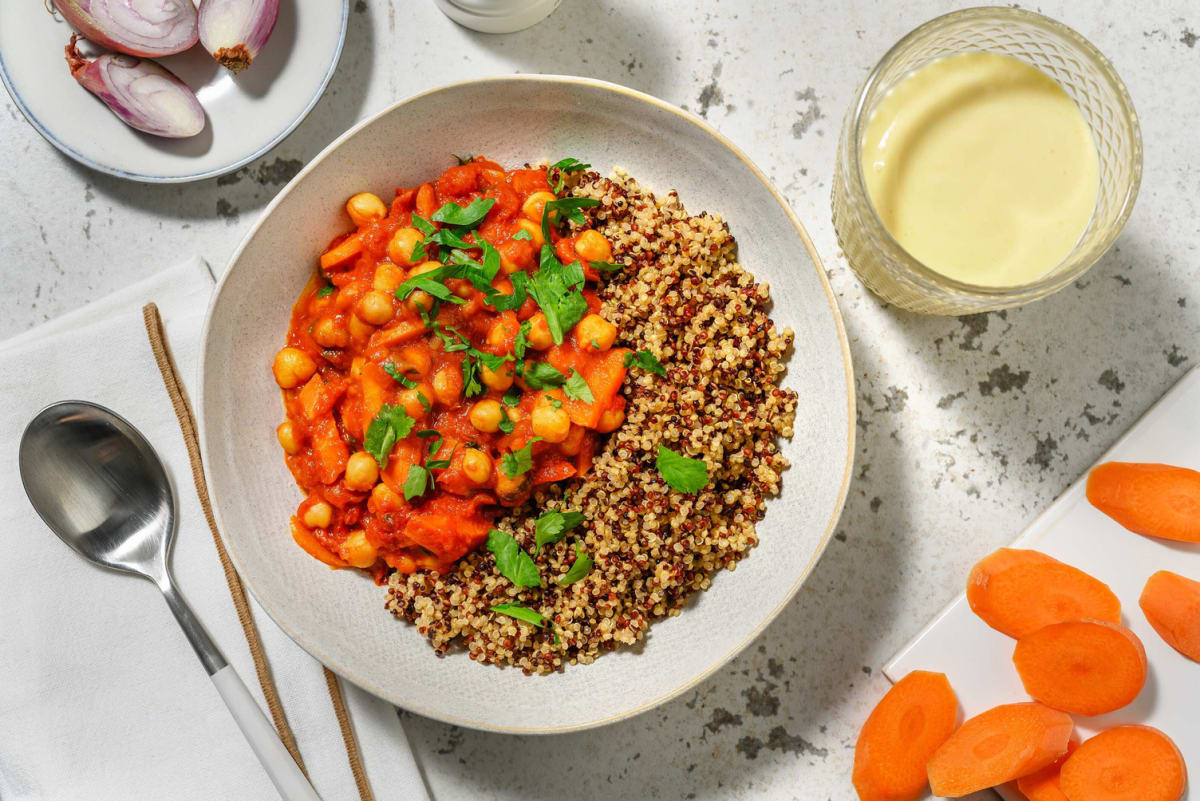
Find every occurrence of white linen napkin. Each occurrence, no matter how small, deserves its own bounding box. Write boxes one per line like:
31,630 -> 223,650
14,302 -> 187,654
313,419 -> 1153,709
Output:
0,258 -> 430,801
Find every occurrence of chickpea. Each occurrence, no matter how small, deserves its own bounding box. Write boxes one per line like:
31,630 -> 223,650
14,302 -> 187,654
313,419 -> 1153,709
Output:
373,263 -> 405,294
346,192 -> 388,227
409,260 -> 442,278
273,347 -> 316,389
575,313 -> 617,351
356,291 -> 394,326
399,383 -> 434,418
494,471 -> 528,502
450,279 -> 474,300
531,404 -> 570,443
276,421 -> 302,454
516,218 -> 545,249
339,530 -> 378,569
574,230 -> 613,262
559,424 -> 586,456
371,481 -> 402,510
344,452 -> 380,491
469,399 -> 503,433
406,290 -> 434,314
521,190 -> 557,222
431,364 -> 463,406
313,316 -> 350,349
596,405 -> 626,433
347,313 -> 374,341
486,316 -> 518,349
387,227 -> 423,266
480,360 -> 514,391
527,313 -> 554,350
303,500 -> 333,529
462,449 -> 493,484
394,346 -> 432,379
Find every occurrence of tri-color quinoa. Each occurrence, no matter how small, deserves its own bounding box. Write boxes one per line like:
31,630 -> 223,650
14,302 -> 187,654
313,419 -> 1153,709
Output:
385,167 -> 798,673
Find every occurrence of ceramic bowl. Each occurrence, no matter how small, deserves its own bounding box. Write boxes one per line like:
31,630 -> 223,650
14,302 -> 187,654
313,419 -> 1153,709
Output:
0,0 -> 347,183
199,75 -> 854,733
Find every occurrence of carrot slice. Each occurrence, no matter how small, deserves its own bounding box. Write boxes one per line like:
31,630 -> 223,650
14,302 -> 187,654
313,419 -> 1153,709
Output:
852,670 -> 959,801
290,518 -> 347,568
319,233 -> 363,270
1017,740 -> 1079,801
927,702 -> 1073,798
1087,462 -> 1200,543
967,548 -> 1120,638
1013,620 -> 1147,716
1059,726 -> 1187,801
1140,570 -> 1200,661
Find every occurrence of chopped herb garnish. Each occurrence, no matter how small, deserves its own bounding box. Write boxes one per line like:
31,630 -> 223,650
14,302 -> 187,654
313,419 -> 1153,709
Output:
316,286 -> 336,298
558,543 -> 594,585
513,320 -> 532,362
411,214 -> 436,236
500,438 -> 541,478
497,406 -> 515,435
590,260 -> 623,272
394,262 -> 461,300
426,446 -> 455,470
491,602 -> 546,627
424,227 -> 477,251
486,530 -> 541,588
512,228 -> 533,241
549,396 -> 563,409
534,509 -> 585,554
563,370 -> 595,403
656,444 -> 709,493
363,404 -> 415,469
382,361 -> 419,388
416,392 -> 431,412
624,349 -> 667,376
431,197 -> 496,228
461,355 -> 483,398
403,463 -> 431,500
502,386 -> 522,407
485,271 -> 529,313
526,246 -> 588,345
590,338 -> 600,350
549,157 -> 590,193
523,362 -> 566,390
416,429 -> 443,458
435,326 -> 471,352
407,277 -> 465,304
540,196 -> 599,246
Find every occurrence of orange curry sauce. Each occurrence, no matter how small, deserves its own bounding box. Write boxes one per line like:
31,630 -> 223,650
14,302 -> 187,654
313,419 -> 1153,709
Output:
273,158 -> 629,581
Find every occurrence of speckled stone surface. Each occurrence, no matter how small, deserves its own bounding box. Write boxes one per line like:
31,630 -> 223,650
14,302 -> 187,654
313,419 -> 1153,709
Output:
3,2 -> 1197,799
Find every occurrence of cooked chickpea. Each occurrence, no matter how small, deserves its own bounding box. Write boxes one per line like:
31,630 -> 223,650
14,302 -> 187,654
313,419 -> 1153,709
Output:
406,290 -> 434,314
480,360 -> 514,391
559,424 -> 586,456
516,218 -> 545,249
339,530 -> 378,568
531,404 -> 570,443
273,347 -> 316,388
370,481 -> 402,510
486,317 -> 518,349
431,364 -> 463,406
276,421 -> 302,454
409,260 -> 442,277
394,346 -> 431,379
313,316 -> 350,349
596,405 -> 626,433
462,449 -> 493,484
303,500 -> 332,529
469,399 -> 503,432
373,263 -> 405,293
521,190 -> 557,222
494,471 -> 528,501
344,452 -> 379,491
386,227 -> 423,266
356,291 -> 394,326
527,313 -> 554,350
346,192 -> 387,227
575,313 -> 617,350
347,313 -> 374,341
574,229 -> 613,262
399,383 -> 434,418
450,279 -> 474,299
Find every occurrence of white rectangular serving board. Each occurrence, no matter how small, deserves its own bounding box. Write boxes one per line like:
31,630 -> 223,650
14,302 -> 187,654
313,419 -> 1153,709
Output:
886,365 -> 1200,799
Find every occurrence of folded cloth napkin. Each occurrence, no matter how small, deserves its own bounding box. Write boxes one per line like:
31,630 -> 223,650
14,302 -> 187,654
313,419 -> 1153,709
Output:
0,258 -> 430,801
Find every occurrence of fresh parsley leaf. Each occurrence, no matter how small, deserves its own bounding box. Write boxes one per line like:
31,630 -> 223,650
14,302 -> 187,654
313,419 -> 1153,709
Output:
416,429 -> 442,458
435,326 -> 471,352
363,404 -> 416,468
424,227 -> 476,251
563,370 -> 595,403
394,263 -> 461,300
534,509 -> 585,554
485,530 -> 541,588
382,361 -> 419,388
590,338 -> 600,350
431,197 -> 496,228
540,196 -> 599,245
549,157 -> 591,193
410,238 -> 427,264
523,362 -> 566,390
501,387 -> 522,407
549,396 -> 563,409
411,214 -> 436,236
590,260 -> 623,272
513,320 -> 532,362
656,444 -> 708,493
485,271 -> 529,313
316,286 -> 336,298
461,355 -> 483,398
512,228 -> 532,241
500,438 -> 541,478
526,246 -> 588,345
498,406 -> 515,435
624,349 -> 667,376
416,392 -> 431,412
491,602 -> 546,627
408,277 -> 466,304
403,463 -> 431,500
558,543 -> 594,585
426,446 -> 454,470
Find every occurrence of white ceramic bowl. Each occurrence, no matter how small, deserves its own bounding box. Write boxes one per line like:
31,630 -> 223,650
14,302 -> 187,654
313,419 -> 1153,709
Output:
200,75 -> 855,733
0,0 -> 347,183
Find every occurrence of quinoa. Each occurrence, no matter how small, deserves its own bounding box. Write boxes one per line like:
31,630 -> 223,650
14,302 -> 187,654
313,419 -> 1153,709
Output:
385,168 -> 798,673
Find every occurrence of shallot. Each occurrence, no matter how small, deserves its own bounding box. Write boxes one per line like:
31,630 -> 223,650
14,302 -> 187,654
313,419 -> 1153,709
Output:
52,0 -> 198,58
198,0 -> 279,73
65,36 -> 205,138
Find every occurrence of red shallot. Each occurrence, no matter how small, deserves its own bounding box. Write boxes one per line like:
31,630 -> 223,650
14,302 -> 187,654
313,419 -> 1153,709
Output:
198,0 -> 279,73
52,0 -> 198,58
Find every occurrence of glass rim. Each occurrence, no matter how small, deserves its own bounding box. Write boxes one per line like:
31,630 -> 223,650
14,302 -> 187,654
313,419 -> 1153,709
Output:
846,5 -> 1144,299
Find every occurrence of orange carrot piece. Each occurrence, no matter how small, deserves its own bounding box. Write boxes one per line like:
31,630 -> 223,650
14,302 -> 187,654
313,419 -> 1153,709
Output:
1140,570 -> 1200,661
967,548 -> 1120,638
1017,740 -> 1079,801
1059,726 -> 1187,801
1013,620 -> 1147,716
852,670 -> 960,801
927,702 -> 1073,798
1087,462 -> 1200,543
290,519 -> 347,568
319,233 -> 363,270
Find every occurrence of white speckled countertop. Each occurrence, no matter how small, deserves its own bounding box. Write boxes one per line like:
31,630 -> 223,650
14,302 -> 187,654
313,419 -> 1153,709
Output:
3,1 -> 1198,799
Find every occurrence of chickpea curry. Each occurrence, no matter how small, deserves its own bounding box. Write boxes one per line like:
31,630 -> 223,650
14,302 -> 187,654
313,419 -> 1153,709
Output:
274,157 -> 630,581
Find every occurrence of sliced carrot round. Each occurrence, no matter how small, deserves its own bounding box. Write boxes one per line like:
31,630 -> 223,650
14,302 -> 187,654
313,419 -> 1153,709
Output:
852,670 -> 959,801
1087,461 -> 1200,543
1017,740 -> 1078,801
927,702 -> 1073,798
1013,620 -> 1147,716
967,548 -> 1121,638
1060,725 -> 1187,801
1140,570 -> 1200,661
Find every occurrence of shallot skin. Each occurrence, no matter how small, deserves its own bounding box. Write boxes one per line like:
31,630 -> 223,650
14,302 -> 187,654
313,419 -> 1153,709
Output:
53,0 -> 198,58
65,36 -> 205,138
198,0 -> 280,73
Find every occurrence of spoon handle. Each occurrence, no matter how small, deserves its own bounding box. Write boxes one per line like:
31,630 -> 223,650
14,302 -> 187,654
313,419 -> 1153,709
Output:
160,580 -> 322,801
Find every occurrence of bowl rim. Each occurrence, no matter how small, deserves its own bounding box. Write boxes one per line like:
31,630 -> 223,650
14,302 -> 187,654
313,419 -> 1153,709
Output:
197,73 -> 857,733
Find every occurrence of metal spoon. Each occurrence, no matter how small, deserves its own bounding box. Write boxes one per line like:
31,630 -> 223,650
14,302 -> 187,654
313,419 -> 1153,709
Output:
19,400 -> 322,801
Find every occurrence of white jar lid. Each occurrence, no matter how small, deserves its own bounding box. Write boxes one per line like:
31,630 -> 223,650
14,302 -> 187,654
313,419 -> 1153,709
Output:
433,0 -> 561,34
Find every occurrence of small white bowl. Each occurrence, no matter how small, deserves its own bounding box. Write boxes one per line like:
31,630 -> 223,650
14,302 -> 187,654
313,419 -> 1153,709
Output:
0,0 -> 347,183
200,75 -> 855,732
